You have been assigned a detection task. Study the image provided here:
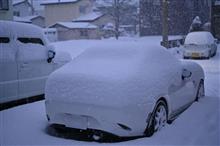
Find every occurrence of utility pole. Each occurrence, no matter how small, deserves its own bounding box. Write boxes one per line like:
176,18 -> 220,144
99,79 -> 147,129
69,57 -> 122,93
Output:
114,0 -> 120,40
30,0 -> 34,15
162,0 -> 168,48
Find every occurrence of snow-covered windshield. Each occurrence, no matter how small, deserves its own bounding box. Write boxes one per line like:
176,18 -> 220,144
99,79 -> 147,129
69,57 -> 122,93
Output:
185,32 -> 215,45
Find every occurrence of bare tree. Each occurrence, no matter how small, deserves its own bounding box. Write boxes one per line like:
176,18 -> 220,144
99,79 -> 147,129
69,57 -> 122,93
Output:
96,0 -> 137,39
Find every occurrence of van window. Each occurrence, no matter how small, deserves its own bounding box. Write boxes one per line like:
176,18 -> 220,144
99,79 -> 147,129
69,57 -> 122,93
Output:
0,37 -> 10,43
17,38 -> 44,46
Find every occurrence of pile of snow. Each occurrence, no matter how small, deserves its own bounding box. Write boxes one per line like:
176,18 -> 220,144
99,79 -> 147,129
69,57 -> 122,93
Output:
185,31 -> 215,45
0,21 -> 46,41
0,37 -> 219,145
46,42 -> 180,106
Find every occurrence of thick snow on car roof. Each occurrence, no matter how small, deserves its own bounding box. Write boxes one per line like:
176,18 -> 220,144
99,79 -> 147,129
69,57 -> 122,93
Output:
0,21 -> 45,39
185,31 -> 215,45
46,42 -> 180,106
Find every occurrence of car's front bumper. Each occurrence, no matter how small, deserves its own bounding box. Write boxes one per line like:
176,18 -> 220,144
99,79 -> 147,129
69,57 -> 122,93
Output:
183,51 -> 209,59
45,100 -> 153,137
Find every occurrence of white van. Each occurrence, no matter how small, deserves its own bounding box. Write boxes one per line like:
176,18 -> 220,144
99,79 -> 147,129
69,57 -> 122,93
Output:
0,21 -> 71,103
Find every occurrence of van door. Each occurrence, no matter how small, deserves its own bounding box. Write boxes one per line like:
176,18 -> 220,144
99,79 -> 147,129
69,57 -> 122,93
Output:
16,38 -> 54,99
0,37 -> 18,103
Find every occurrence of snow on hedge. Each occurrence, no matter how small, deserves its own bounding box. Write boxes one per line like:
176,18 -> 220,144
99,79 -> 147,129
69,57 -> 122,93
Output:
46,42 -> 180,106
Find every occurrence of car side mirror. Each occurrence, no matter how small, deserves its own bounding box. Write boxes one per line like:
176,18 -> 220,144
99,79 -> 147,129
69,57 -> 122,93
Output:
182,69 -> 192,80
47,50 -> 56,63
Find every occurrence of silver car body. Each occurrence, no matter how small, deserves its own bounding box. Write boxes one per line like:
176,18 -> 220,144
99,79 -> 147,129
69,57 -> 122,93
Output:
183,31 -> 217,59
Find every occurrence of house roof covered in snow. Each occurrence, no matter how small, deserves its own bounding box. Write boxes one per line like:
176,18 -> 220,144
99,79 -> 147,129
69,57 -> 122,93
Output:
13,0 -> 27,5
14,15 -> 44,23
24,15 -> 45,20
41,0 -> 79,5
13,16 -> 32,23
50,22 -> 98,29
73,12 -> 104,22
95,0 -> 139,7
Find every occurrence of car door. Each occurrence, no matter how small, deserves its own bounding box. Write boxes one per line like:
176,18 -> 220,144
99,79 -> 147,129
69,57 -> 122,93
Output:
0,37 -> 18,103
168,69 -> 195,113
16,37 -> 54,99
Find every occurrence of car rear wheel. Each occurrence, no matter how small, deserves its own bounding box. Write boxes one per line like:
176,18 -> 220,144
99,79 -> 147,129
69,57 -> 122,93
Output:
195,80 -> 205,101
145,100 -> 167,137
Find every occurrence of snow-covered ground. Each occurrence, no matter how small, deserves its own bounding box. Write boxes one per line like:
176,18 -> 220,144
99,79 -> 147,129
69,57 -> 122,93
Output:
0,37 -> 219,146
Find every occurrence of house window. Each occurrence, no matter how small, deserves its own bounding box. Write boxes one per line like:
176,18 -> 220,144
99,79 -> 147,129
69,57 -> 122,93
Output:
0,0 -> 9,10
80,30 -> 88,37
13,11 -> 20,16
79,5 -> 88,14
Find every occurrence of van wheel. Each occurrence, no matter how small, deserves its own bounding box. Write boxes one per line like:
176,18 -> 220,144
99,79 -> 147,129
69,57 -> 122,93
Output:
145,100 -> 167,137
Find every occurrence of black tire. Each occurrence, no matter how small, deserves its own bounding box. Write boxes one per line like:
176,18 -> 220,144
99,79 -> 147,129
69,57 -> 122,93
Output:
144,100 -> 168,137
207,51 -> 211,59
195,80 -> 205,101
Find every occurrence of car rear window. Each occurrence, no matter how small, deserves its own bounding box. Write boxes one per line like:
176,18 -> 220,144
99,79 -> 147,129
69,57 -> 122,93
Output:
0,37 -> 10,43
17,37 -> 44,46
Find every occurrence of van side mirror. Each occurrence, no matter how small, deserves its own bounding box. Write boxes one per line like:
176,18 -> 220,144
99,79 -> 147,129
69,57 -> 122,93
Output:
214,39 -> 219,44
47,50 -> 56,63
182,69 -> 192,80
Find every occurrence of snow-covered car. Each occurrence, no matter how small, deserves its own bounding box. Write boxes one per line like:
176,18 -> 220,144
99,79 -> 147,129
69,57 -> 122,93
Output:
183,31 -> 218,59
45,42 -> 205,138
0,21 -> 71,104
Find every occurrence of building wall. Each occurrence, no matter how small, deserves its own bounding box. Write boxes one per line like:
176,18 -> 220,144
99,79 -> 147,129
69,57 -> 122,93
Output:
53,25 -> 100,41
32,17 -> 45,28
91,14 -> 114,28
13,2 -> 32,17
0,0 -> 13,20
90,15 -> 114,37
45,0 -> 93,26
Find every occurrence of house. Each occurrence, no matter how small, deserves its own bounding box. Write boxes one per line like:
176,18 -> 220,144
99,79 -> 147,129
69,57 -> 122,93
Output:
49,22 -> 100,40
41,0 -> 94,27
13,0 -> 33,17
0,0 -> 13,20
14,15 -> 45,27
73,12 -> 113,29
73,11 -> 114,37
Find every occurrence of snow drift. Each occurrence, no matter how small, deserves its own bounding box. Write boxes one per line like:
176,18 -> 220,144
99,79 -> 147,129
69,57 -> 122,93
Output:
45,42 -> 181,107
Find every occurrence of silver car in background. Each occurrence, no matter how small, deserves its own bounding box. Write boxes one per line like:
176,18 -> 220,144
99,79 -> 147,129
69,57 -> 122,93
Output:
183,31 -> 218,59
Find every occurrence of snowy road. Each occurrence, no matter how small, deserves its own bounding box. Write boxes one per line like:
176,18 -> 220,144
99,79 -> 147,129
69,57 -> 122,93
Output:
0,37 -> 219,146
